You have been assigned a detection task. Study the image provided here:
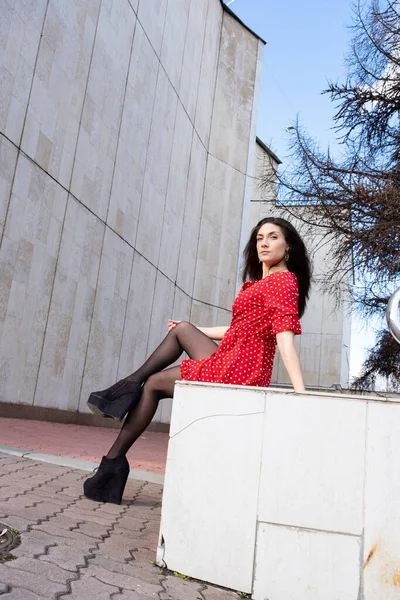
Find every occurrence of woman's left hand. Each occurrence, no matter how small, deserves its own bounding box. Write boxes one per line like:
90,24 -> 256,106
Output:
168,319 -> 181,332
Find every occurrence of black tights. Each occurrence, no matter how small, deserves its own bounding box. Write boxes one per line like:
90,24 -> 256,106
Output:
106,322 -> 217,459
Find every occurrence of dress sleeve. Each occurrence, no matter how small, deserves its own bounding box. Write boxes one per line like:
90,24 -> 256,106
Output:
271,276 -> 302,336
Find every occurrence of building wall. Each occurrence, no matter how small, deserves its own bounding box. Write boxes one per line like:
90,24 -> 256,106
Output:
0,0 -> 264,423
249,142 -> 351,388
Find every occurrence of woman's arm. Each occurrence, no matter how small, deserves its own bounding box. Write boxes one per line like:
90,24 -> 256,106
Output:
276,330 -> 305,392
168,320 -> 229,341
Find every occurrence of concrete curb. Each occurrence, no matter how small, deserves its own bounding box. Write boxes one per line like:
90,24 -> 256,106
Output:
0,445 -> 165,485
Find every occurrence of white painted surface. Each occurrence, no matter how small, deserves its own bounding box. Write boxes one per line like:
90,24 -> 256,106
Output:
158,383 -> 400,598
253,523 -> 361,600
160,382 -> 265,592
363,402 -> 400,600
259,392 -> 366,534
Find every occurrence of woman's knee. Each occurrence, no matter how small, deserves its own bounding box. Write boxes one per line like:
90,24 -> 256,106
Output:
173,321 -> 193,335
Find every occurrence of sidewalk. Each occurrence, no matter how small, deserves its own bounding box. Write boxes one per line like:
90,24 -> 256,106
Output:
0,418 -> 168,477
0,420 -> 241,599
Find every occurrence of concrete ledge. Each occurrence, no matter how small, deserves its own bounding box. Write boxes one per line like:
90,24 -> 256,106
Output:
0,402 -> 169,433
157,381 -> 400,599
0,445 -> 164,485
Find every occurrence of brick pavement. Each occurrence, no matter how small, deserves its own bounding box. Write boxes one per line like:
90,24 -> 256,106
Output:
0,453 -> 240,600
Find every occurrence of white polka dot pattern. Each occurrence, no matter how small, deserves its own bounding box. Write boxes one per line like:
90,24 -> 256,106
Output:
181,271 -> 302,387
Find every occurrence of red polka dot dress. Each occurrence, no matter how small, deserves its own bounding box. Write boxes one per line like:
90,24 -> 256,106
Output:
180,271 -> 301,387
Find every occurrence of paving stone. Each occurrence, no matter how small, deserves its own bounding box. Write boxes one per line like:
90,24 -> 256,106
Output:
1,514 -> 33,532
75,520 -> 109,539
200,586 -> 240,600
113,591 -> 156,599
68,572 -> 119,599
0,589 -> 44,599
12,529 -> 56,559
31,523 -> 96,551
91,555 -> 163,585
39,544 -> 90,571
6,556 -> 72,584
117,515 -> 147,532
159,575 -> 205,600
0,563 -> 66,597
132,547 -> 157,565
83,564 -> 164,596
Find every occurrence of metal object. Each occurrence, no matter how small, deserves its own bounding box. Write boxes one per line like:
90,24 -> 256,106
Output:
386,287 -> 400,344
0,523 -> 20,561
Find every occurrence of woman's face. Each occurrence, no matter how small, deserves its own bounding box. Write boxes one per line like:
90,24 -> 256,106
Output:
256,223 -> 289,267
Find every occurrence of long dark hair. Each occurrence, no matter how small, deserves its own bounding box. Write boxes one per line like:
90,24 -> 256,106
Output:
242,217 -> 311,317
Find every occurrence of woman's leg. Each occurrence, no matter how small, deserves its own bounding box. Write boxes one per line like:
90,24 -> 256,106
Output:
126,321 -> 217,384
106,323 -> 218,458
106,366 -> 181,459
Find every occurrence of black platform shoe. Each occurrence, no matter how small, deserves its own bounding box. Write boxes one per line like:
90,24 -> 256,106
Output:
87,380 -> 143,421
83,455 -> 130,504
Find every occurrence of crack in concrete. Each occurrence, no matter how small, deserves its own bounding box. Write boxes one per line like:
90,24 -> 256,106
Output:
170,411 -> 265,439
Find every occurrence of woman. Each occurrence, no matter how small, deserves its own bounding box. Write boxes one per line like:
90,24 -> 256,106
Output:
84,217 -> 311,504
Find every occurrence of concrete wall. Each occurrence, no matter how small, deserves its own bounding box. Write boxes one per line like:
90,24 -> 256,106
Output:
158,381 -> 400,599
248,141 -> 351,388
0,1 -> 264,423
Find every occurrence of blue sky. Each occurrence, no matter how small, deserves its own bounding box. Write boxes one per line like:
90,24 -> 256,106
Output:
232,0 -> 353,159
229,0 -> 377,381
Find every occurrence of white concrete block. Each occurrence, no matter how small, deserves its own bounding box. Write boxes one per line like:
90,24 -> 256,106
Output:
0,0 -> 47,144
135,68 -> 177,265
70,0 -> 135,220
179,0 -> 208,121
363,402 -> 400,600
253,523 -> 361,600
21,0 -> 101,187
158,103 -> 193,281
160,0 -> 190,91
107,22 -> 159,246
159,381 -> 265,592
258,392 -> 366,534
137,0 -> 167,56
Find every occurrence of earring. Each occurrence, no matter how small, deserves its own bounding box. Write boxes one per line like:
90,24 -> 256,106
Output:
284,249 -> 290,262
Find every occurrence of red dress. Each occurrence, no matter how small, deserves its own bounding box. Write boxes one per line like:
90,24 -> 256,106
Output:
180,271 -> 301,387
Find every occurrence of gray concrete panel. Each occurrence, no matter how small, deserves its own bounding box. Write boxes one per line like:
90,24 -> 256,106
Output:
70,0 -> 135,220
194,0 -> 222,149
0,155 -> 68,405
160,0 -> 190,92
0,0 -> 47,144
21,0 -> 101,188
193,156 -> 246,310
79,228 -> 134,413
137,0 -> 167,56
34,197 -> 104,411
158,103 -> 193,281
179,0 -> 209,122
209,13 -> 259,173
135,68 -> 178,265
107,22 -> 159,247
0,135 -> 18,242
176,132 -> 208,296
118,252 -> 157,379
